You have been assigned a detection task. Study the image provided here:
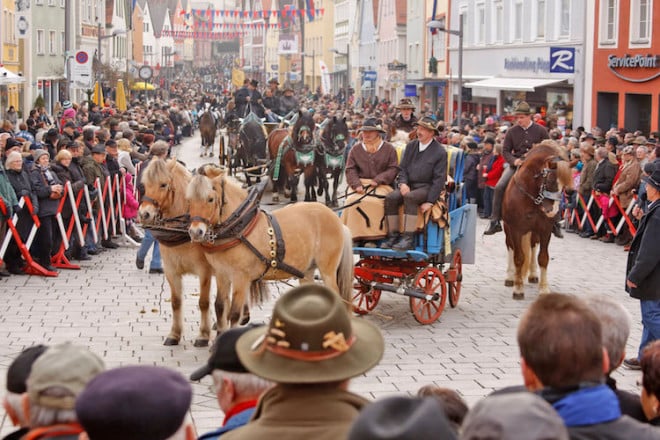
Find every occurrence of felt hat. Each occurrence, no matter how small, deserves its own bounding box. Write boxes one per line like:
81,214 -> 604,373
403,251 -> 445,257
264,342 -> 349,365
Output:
622,145 -> 635,155
633,136 -> 648,145
268,78 -> 280,85
76,366 -> 192,440
415,116 -> 440,134
461,392 -> 569,440
27,342 -> 105,410
348,396 -> 457,440
358,118 -> 386,133
6,345 -> 49,394
642,166 -> 660,191
235,284 -> 384,384
396,98 -> 416,110
91,144 -> 107,154
190,325 -> 262,380
513,101 -> 532,115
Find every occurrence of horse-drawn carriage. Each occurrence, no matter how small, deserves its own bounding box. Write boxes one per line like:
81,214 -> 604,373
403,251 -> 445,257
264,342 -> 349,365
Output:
350,148 -> 477,324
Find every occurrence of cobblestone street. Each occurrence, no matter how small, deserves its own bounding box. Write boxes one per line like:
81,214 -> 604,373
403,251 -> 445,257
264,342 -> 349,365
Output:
0,132 -> 642,436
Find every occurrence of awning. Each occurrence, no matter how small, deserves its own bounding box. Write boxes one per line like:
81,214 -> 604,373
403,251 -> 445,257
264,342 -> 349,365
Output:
467,77 -> 566,92
0,67 -> 25,85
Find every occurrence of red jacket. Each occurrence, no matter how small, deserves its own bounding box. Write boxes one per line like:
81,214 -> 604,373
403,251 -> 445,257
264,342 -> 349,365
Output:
484,155 -> 505,187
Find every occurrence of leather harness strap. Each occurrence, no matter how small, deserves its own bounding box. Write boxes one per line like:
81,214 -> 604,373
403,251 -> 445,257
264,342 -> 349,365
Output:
265,212 -> 306,279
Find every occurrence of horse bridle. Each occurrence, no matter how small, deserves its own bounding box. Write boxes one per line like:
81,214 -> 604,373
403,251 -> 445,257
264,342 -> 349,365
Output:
321,124 -> 347,155
141,181 -> 175,222
190,177 -> 227,232
514,157 -> 564,206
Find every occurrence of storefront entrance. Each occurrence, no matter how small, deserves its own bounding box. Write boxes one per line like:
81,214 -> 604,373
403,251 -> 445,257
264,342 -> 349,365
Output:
625,93 -> 651,135
597,92 -> 619,131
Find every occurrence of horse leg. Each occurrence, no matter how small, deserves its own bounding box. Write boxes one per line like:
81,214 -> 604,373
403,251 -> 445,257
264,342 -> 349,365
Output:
528,241 -> 539,284
193,272 -> 212,347
288,173 -> 299,202
331,170 -> 340,207
213,274 -> 232,333
163,271 -> 183,345
538,233 -> 551,294
304,167 -> 316,202
505,247 -> 515,287
209,141 -> 214,157
228,279 -> 248,327
512,232 -> 531,300
240,303 -> 250,325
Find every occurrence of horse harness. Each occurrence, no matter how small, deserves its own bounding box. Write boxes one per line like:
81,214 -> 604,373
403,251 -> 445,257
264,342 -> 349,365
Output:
141,185 -> 194,246
513,157 -> 564,206
192,179 -> 305,280
319,121 -> 347,171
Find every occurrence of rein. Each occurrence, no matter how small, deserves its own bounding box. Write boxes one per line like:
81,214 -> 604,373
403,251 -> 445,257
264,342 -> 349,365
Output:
331,186 -> 384,212
514,161 -> 564,206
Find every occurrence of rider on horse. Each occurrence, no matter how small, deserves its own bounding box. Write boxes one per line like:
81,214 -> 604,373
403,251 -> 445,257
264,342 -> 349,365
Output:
483,101 -> 563,238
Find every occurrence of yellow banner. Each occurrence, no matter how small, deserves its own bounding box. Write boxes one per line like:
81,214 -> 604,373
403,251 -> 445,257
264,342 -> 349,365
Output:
232,68 -> 245,88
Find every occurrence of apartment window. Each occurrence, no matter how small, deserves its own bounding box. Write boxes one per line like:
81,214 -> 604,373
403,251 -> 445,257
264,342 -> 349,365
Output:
630,0 -> 652,45
48,0 -> 55,6
599,0 -> 618,44
477,4 -> 485,44
559,0 -> 571,36
61,31 -> 65,55
49,30 -> 56,54
86,0 -> 93,21
144,22 -> 149,32
37,29 -> 45,54
537,0 -> 545,38
495,3 -> 504,42
59,0 -> 64,7
514,2 -> 523,41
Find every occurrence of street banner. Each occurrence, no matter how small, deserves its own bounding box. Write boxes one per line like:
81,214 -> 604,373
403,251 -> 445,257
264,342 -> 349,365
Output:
232,68 -> 244,88
278,34 -> 298,55
319,59 -> 331,94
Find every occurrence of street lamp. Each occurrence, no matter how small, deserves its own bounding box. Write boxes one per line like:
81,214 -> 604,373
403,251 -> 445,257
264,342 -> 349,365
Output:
330,44 -> 350,93
428,14 -> 463,125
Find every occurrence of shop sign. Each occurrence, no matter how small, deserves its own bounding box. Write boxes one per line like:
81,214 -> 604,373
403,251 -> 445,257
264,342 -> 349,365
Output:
363,71 -> 377,81
550,47 -> 575,73
504,57 -> 550,73
404,84 -> 417,97
607,54 -> 659,82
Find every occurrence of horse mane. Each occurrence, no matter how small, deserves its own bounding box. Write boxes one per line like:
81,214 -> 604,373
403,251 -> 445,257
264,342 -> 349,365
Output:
142,158 -> 191,189
292,111 -> 315,145
186,172 -> 247,202
524,140 -> 573,188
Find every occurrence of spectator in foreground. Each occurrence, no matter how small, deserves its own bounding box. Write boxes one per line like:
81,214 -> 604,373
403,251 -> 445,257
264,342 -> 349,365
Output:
223,284 -> 384,440
640,340 -> 660,424
191,325 -> 273,439
76,366 -> 194,440
517,293 -> 660,438
417,385 -> 468,431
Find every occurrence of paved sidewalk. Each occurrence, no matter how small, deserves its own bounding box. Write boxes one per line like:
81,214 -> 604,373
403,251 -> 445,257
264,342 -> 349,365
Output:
0,133 -> 644,437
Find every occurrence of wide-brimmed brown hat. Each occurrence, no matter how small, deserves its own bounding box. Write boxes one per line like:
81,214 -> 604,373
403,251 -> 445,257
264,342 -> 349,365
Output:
514,101 -> 532,115
358,118 -> 386,133
633,136 -> 648,145
415,116 -> 440,134
396,98 -> 416,110
236,284 -> 384,384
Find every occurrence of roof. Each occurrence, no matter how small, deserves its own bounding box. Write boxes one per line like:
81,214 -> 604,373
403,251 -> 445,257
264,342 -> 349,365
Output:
147,0 -> 170,36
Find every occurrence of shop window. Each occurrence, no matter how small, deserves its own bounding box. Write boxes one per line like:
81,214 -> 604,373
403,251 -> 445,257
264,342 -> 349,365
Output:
629,0 -> 652,47
597,92 -> 619,131
598,0 -> 618,46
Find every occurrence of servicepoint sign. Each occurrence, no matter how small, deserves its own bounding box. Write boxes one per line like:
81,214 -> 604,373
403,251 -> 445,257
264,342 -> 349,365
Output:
607,54 -> 660,82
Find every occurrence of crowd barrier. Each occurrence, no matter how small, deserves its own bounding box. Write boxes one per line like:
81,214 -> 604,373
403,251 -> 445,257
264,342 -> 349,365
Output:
0,171 -> 139,277
564,189 -> 638,238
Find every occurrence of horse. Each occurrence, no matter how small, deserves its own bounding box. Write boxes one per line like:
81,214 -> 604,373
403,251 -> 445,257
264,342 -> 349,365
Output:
315,116 -> 349,207
267,110 -> 317,202
185,171 -> 354,328
137,158 -> 231,347
502,140 -> 574,299
236,112 -> 268,187
199,106 -> 216,157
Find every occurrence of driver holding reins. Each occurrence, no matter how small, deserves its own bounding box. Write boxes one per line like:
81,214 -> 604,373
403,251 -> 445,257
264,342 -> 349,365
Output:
483,101 -> 559,237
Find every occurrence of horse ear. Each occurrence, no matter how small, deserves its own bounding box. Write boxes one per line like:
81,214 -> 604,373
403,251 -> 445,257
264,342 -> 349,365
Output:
333,116 -> 338,123
298,109 -> 304,118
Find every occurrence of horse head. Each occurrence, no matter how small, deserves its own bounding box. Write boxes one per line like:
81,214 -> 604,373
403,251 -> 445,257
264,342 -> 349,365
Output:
522,140 -> 574,217
186,174 -> 223,242
321,116 -> 349,155
139,159 -> 189,224
293,110 -> 316,147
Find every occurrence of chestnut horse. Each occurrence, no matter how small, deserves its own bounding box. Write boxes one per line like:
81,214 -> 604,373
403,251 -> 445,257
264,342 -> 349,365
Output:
186,170 -> 354,327
267,110 -> 317,202
199,106 -> 216,157
138,159 -> 230,346
502,140 -> 574,299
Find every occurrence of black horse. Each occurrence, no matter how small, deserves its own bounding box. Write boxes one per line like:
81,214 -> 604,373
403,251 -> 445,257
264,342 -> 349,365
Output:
237,112 -> 267,186
315,116 -> 349,207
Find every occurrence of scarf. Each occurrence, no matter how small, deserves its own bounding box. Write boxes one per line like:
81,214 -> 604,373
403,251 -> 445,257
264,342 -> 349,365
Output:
547,384 -> 621,427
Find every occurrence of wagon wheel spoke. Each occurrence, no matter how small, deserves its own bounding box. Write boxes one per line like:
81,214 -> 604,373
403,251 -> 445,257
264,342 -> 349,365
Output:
449,250 -> 463,308
409,267 -> 447,324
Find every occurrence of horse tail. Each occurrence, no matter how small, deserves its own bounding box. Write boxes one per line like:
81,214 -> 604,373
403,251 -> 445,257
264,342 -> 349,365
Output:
336,225 -> 354,308
250,280 -> 268,306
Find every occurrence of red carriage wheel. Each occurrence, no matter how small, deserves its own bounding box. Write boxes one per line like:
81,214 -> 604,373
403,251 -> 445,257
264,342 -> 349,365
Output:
448,249 -> 463,308
352,281 -> 381,315
409,267 -> 447,324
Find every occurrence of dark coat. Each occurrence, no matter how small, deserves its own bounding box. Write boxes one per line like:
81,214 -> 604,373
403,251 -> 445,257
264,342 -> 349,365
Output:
398,139 -> 447,204
626,200 -> 660,300
29,165 -> 63,217
502,122 -> 549,166
593,159 -> 618,194
567,416 -> 660,440
6,166 -> 38,214
606,376 -> 647,423
394,114 -> 418,133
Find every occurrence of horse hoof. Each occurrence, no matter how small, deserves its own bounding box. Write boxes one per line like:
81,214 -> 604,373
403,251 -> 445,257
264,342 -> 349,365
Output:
163,337 -> 180,346
528,276 -> 539,284
240,315 -> 250,325
193,338 -> 209,348
512,292 -> 525,300
504,280 -> 514,287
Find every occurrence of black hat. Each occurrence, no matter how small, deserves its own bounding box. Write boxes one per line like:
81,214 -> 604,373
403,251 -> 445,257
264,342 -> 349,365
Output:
250,79 -> 259,87
46,128 -> 59,138
268,78 -> 280,85
6,345 -> 49,394
190,325 -> 262,381
642,166 -> 660,191
5,138 -> 22,150
466,141 -> 479,150
357,118 -> 386,133
483,137 -> 495,145
76,366 -> 192,440
64,121 -> 76,129
91,144 -> 106,154
348,396 -> 457,440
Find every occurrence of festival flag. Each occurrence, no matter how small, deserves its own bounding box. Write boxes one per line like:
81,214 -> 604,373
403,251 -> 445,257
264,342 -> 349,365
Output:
306,0 -> 315,21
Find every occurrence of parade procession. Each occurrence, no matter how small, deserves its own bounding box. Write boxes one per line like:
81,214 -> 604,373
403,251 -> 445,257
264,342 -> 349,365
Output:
1,0 -> 660,439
